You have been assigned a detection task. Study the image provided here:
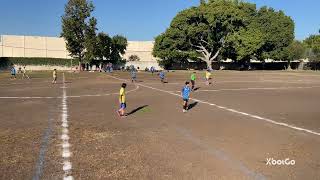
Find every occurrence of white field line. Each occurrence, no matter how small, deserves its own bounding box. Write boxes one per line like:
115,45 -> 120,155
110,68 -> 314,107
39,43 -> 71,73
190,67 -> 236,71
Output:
193,86 -> 320,92
0,85 -> 139,99
61,73 -> 73,180
143,82 -> 180,85
106,74 -> 320,137
211,80 -> 320,84
66,84 -> 139,98
0,81 -> 51,86
0,96 -> 58,99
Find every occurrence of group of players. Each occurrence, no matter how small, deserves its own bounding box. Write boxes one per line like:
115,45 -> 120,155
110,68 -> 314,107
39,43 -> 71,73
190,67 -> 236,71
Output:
10,66 -> 30,80
117,69 -> 212,117
10,65 -> 212,117
9,66 -> 58,84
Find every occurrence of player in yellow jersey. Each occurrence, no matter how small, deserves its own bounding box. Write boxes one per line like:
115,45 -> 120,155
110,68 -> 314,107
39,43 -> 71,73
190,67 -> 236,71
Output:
205,69 -> 211,86
117,83 -> 127,117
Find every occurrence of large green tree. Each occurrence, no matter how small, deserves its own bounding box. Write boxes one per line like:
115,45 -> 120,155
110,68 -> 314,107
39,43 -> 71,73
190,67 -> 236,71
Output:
84,17 -> 98,63
95,33 -> 128,64
61,0 -> 94,67
153,0 -> 294,69
96,32 -> 112,61
110,35 -> 128,63
285,40 -> 306,60
304,34 -> 320,61
255,7 -> 294,60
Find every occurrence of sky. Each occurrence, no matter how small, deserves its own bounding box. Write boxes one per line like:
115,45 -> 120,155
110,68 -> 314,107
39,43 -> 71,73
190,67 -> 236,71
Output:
0,0 -> 319,41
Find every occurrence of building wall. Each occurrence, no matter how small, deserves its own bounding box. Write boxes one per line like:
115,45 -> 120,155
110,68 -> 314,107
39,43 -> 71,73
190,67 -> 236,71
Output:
0,35 -> 161,69
0,35 -> 71,58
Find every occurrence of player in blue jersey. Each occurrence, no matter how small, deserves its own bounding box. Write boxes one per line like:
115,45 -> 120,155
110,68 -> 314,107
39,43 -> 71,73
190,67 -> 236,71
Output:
130,69 -> 137,83
181,81 -> 192,113
10,66 -> 16,79
159,71 -> 165,84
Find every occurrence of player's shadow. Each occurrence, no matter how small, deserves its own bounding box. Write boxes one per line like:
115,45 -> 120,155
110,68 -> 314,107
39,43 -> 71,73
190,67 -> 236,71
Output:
54,82 -> 72,84
127,105 -> 149,116
188,102 -> 198,110
193,87 -> 201,91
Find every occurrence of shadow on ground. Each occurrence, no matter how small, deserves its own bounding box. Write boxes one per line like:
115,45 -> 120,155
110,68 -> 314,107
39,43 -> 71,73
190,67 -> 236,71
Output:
127,105 -> 149,116
194,87 -> 201,91
188,102 -> 198,111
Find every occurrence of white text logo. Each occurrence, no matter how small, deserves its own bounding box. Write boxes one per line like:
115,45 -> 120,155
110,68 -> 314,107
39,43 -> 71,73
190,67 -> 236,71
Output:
266,158 -> 295,166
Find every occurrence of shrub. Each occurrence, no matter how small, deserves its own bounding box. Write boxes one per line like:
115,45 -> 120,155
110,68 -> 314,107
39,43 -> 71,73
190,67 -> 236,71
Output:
0,57 -> 73,69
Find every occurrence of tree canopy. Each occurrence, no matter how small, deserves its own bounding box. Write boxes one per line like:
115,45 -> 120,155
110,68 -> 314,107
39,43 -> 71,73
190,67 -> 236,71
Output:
96,32 -> 112,61
94,33 -> 127,64
61,0 -> 128,68
153,0 -> 294,69
304,34 -> 320,61
84,17 -> 98,63
128,55 -> 140,62
61,0 -> 94,63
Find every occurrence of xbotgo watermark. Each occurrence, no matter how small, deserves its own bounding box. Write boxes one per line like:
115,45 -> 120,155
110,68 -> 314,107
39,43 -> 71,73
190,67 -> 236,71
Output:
266,158 -> 296,166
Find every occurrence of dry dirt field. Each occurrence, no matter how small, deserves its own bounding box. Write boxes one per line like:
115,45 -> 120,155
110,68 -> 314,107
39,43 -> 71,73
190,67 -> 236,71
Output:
1,70 -> 320,180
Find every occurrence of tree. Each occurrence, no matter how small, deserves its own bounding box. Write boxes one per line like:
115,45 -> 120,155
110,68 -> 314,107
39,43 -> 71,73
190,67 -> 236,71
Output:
153,0 -> 294,69
84,17 -> 98,63
128,55 -> 140,62
95,33 -> 128,65
96,32 -> 112,61
110,35 -> 128,64
61,0 -> 94,68
154,2 -> 245,70
200,0 -> 206,5
304,34 -> 320,60
286,40 -> 306,60
255,7 -> 294,60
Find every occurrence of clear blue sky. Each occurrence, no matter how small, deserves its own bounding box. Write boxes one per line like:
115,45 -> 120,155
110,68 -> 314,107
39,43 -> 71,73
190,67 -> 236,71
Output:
0,0 -> 319,41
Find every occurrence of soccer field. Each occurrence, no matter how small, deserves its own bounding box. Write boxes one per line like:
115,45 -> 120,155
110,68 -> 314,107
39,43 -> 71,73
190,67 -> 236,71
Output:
1,70 -> 320,179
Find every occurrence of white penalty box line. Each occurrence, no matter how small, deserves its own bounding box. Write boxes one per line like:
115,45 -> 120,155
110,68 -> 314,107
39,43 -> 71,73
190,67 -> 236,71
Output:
183,86 -> 320,93
0,85 -> 140,99
106,74 -> 320,137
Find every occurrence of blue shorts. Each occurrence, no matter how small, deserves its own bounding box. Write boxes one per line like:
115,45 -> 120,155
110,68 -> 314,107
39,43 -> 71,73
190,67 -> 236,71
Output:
120,103 -> 126,109
183,98 -> 189,102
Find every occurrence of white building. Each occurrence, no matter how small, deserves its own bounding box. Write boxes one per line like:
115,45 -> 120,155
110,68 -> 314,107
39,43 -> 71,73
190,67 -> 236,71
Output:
0,35 -> 161,70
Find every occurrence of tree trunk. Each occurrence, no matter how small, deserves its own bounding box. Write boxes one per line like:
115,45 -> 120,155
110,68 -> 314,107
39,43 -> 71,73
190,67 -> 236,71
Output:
192,42 -> 220,70
287,61 -> 292,71
205,60 -> 213,70
201,49 -> 219,70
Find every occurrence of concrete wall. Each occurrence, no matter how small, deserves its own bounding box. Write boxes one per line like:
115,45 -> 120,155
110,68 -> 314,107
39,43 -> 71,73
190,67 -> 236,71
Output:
125,61 -> 161,70
0,35 -> 161,69
123,41 -> 161,69
0,35 -> 71,59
